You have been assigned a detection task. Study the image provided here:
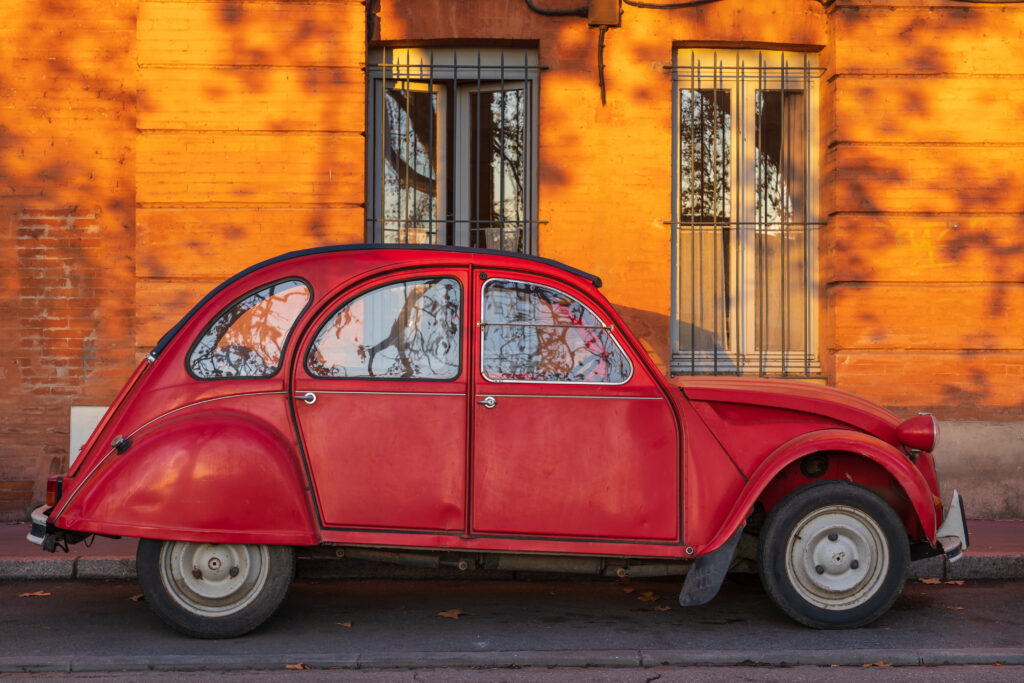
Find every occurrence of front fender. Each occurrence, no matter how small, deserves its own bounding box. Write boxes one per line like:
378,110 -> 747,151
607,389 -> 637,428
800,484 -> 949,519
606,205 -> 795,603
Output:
53,409 -> 318,545
696,429 -> 938,556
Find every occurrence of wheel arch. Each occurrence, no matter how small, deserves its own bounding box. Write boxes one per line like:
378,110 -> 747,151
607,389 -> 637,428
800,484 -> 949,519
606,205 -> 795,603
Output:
53,409 -> 319,545
696,429 -> 939,557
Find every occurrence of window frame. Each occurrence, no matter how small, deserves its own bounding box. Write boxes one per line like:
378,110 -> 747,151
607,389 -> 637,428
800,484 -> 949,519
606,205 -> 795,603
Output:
366,47 -> 541,254
303,276 -> 464,383
186,277 -> 313,382
478,277 -> 634,386
670,48 -> 823,377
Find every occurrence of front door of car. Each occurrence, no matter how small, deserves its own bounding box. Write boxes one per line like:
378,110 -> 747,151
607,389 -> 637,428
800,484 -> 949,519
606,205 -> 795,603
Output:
470,272 -> 680,541
291,270 -> 469,532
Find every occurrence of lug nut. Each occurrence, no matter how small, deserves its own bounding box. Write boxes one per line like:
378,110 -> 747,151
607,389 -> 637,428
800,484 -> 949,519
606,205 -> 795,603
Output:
229,566 -> 239,578
192,568 -> 202,579
851,560 -> 859,569
828,533 -> 838,541
815,565 -> 825,575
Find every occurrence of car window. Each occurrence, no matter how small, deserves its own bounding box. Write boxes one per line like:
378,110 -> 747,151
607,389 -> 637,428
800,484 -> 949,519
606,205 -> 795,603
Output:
307,278 -> 461,380
480,278 -> 632,384
188,279 -> 311,379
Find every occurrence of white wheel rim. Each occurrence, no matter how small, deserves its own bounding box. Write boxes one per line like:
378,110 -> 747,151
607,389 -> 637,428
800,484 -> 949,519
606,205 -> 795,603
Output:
159,542 -> 270,618
785,505 -> 890,611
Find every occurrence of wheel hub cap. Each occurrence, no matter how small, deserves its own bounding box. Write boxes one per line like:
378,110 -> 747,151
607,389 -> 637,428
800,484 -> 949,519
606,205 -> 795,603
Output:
786,505 -> 889,611
160,542 -> 270,617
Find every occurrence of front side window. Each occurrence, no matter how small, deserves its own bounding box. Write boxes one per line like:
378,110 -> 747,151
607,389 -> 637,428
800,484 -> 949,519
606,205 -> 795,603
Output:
189,279 -> 311,379
367,48 -> 539,253
671,49 -> 821,377
307,278 -> 461,380
481,279 -> 631,384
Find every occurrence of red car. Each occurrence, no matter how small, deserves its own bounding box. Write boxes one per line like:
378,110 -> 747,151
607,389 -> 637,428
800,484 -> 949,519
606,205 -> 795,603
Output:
28,246 -> 968,637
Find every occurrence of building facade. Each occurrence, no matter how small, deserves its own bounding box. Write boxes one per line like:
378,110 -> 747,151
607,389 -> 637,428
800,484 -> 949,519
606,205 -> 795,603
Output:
2,0 -> 1023,519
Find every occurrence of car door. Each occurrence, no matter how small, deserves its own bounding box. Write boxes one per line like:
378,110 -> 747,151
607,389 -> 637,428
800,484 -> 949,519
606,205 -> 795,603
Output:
470,272 -> 680,541
291,270 -> 469,532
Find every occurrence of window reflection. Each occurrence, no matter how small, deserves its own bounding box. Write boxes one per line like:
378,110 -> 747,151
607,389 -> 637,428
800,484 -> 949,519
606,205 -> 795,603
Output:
189,280 -> 310,379
308,278 -> 461,380
481,280 -> 630,383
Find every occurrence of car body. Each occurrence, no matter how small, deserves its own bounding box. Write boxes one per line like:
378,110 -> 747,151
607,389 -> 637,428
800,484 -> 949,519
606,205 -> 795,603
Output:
28,245 -> 969,637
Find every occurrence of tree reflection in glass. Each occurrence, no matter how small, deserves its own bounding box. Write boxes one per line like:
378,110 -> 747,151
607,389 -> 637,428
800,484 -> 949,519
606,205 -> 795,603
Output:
481,280 -> 630,383
189,280 -> 311,378
308,278 -> 460,380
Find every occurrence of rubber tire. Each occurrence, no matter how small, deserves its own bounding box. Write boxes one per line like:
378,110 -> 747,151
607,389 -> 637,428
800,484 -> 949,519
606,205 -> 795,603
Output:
137,539 -> 295,639
758,481 -> 909,629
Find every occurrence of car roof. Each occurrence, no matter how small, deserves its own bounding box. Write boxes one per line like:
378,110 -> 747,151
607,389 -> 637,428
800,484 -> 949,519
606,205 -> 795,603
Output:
150,244 -> 603,359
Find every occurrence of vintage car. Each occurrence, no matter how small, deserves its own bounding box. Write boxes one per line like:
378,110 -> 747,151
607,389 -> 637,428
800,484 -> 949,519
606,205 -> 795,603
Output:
28,245 -> 968,638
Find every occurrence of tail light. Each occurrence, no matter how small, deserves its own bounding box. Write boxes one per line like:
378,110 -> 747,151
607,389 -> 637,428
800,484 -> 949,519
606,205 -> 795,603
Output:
45,476 -> 64,507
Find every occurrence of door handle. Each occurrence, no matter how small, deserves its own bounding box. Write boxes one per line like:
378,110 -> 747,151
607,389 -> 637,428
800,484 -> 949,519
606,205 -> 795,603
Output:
295,391 -> 317,406
477,396 -> 497,409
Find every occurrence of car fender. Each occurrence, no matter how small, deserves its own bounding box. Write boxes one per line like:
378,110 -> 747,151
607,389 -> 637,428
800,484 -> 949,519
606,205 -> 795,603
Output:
53,409 -> 319,545
696,429 -> 938,557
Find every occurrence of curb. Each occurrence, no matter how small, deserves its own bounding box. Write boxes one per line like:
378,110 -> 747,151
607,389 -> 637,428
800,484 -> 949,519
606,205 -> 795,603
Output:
1,648 -> 1023,673
3,553 -> 1024,582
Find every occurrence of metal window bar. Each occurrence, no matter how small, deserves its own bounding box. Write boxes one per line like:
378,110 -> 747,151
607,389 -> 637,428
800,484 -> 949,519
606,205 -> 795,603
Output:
669,51 -> 824,378
367,51 -> 545,254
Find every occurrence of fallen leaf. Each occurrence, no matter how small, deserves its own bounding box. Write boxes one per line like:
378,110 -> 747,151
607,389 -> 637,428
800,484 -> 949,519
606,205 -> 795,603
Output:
19,591 -> 51,598
946,606 -> 965,611
129,594 -> 144,602
622,587 -> 636,594
436,608 -> 473,620
336,621 -> 352,628
945,580 -> 965,585
861,662 -> 892,668
919,578 -> 941,584
285,663 -> 310,670
637,591 -> 660,603
654,605 -> 671,612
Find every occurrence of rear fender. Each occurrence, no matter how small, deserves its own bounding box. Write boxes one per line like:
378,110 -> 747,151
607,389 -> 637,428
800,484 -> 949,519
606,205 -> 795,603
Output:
696,429 -> 938,556
53,409 -> 318,545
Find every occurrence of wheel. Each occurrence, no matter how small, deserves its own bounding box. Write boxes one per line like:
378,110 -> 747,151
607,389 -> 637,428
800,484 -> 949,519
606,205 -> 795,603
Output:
136,539 -> 295,638
758,480 -> 909,629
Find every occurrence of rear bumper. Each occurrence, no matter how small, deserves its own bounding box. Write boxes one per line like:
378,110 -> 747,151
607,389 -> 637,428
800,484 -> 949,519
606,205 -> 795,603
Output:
935,490 -> 970,562
25,504 -> 50,546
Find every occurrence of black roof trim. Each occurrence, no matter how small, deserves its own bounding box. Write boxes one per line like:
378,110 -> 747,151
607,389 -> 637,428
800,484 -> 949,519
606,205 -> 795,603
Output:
150,244 -> 602,359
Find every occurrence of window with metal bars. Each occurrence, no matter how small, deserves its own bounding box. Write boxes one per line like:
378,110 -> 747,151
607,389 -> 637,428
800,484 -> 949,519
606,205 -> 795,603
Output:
367,48 -> 540,253
670,49 -> 823,377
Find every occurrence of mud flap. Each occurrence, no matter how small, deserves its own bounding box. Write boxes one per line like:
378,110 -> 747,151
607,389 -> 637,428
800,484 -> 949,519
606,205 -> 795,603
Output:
678,525 -> 744,607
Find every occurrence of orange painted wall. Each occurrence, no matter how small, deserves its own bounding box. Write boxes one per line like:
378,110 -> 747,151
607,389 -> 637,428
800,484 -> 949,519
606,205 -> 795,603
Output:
2,0 -> 1023,518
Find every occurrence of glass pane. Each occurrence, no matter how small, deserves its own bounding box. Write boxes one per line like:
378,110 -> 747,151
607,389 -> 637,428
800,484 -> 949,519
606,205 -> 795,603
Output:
675,225 -> 735,356
678,89 -> 730,224
382,85 -> 442,244
756,90 -> 805,225
189,280 -> 310,378
481,280 -> 630,383
469,88 -> 527,252
756,90 -> 807,354
677,89 -> 733,356
308,278 -> 461,380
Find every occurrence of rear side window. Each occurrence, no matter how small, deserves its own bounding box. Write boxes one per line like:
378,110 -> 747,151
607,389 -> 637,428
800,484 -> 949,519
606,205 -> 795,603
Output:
307,278 -> 461,380
188,279 -> 311,379
481,279 -> 631,384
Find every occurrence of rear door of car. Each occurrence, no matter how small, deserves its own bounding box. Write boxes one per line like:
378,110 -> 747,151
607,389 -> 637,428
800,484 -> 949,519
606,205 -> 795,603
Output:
291,269 -> 470,533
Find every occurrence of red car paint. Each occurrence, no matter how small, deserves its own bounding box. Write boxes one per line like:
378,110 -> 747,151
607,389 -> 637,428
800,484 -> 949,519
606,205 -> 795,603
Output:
46,246 -> 944,560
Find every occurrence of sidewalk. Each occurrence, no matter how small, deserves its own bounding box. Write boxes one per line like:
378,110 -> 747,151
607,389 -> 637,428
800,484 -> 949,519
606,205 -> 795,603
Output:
1,520 -> 1022,582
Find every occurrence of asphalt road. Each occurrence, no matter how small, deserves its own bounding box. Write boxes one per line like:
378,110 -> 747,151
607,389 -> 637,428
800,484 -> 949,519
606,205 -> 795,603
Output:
1,575 -> 1022,674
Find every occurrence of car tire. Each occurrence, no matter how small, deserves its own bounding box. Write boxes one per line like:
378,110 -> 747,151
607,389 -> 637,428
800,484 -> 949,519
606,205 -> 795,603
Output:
758,480 -> 909,629
136,539 -> 295,638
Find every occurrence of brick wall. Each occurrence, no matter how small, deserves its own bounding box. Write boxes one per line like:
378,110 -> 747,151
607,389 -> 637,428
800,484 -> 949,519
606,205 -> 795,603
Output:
135,0 -> 367,353
0,1 -> 137,519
